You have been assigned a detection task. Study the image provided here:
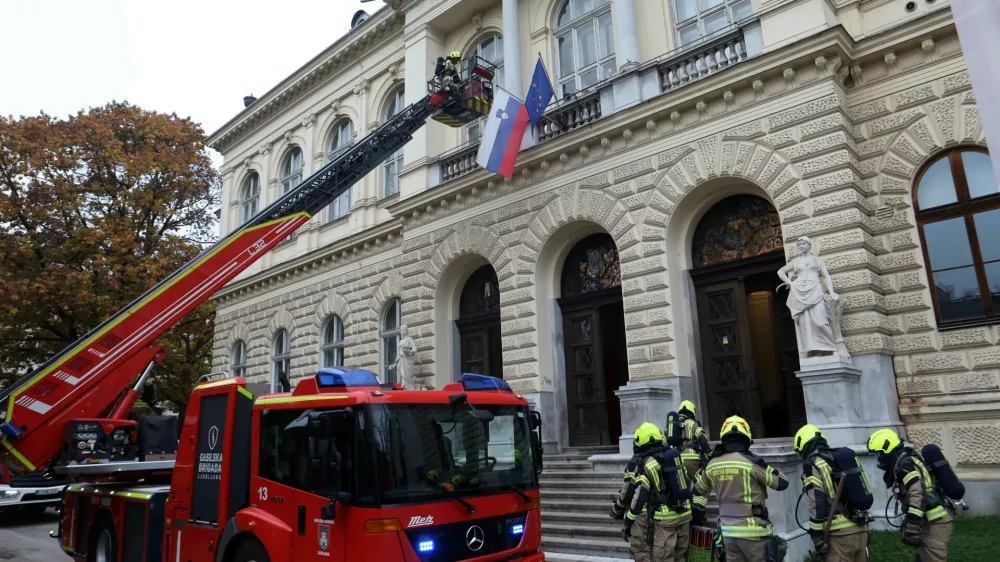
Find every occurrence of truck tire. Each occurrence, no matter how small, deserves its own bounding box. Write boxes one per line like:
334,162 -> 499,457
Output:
233,537 -> 271,562
89,518 -> 118,562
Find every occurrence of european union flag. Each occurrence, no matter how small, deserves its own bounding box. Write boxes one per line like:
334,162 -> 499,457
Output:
525,57 -> 554,128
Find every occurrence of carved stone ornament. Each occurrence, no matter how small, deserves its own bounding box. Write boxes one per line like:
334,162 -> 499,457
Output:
884,52 -> 898,75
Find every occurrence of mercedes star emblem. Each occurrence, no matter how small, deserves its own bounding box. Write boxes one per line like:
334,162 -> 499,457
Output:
465,525 -> 485,551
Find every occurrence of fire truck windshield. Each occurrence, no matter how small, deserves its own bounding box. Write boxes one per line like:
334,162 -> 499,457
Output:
364,403 -> 537,505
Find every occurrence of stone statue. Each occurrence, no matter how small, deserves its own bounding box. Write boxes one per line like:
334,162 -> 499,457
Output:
777,236 -> 851,361
388,324 -> 417,388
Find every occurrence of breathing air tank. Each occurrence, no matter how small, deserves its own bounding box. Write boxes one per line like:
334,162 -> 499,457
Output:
834,447 -> 874,511
921,444 -> 965,500
664,411 -> 684,449
658,447 -> 693,502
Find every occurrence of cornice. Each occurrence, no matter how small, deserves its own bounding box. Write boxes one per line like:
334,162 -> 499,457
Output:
208,10 -> 405,153
214,218 -> 403,301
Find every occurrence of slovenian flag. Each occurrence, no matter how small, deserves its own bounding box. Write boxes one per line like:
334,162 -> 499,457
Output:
476,87 -> 530,178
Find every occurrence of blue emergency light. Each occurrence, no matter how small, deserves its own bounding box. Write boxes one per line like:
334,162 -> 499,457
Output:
511,523 -> 524,536
417,539 -> 435,553
458,373 -> 512,392
315,367 -> 380,388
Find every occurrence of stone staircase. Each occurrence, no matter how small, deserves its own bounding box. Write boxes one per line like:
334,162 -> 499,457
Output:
539,449 -> 633,561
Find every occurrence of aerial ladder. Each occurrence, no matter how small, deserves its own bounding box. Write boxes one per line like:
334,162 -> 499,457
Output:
0,56 -> 498,481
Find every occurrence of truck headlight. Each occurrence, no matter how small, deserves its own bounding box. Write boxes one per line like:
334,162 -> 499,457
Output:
0,490 -> 20,500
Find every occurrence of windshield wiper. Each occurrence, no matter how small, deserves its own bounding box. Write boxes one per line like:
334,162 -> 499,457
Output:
436,484 -> 476,514
501,484 -> 532,504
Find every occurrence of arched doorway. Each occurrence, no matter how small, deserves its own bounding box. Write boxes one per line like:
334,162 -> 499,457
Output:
457,265 -> 502,378
558,233 -> 628,447
690,195 -> 806,439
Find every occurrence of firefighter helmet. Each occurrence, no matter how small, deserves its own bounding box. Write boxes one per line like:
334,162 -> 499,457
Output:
867,428 -> 902,455
679,400 -> 697,417
450,50 -> 461,59
720,415 -> 752,442
794,424 -> 825,453
634,422 -> 664,448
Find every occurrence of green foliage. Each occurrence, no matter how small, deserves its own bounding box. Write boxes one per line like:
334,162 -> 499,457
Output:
803,516 -> 1000,562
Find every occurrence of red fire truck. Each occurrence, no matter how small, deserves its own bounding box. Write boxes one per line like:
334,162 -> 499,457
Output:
0,57 -> 547,561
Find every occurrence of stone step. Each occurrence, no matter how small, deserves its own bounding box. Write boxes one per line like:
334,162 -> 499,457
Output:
542,489 -> 619,501
541,510 -> 621,526
541,536 -> 633,558
540,470 -> 623,482
543,522 -> 620,539
540,479 -> 623,490
544,461 -> 595,471
541,499 -> 613,514
542,552 -> 631,562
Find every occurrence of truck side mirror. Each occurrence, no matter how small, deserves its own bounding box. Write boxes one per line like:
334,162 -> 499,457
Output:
529,410 -> 543,474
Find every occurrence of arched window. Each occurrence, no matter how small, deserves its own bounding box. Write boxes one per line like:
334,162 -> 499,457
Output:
561,233 -> 621,297
381,298 -> 402,383
691,195 -> 783,268
281,148 -> 303,194
554,0 -> 615,99
321,315 -> 345,367
231,340 -> 247,378
239,173 -> 260,224
272,328 -> 291,391
383,89 -> 405,197
327,120 -> 354,221
465,33 -> 504,143
915,148 -> 1000,325
673,0 -> 754,47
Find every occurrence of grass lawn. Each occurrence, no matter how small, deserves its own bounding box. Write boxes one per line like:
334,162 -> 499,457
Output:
866,516 -> 999,562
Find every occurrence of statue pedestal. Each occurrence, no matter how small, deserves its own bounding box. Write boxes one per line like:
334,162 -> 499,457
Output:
614,379 -> 679,456
796,357 -> 868,447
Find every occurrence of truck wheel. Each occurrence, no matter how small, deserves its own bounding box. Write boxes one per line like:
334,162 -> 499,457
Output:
233,537 -> 271,562
89,519 -> 118,562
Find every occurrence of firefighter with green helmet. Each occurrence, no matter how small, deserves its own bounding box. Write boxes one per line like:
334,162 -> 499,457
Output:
868,428 -> 952,562
675,399 -> 711,525
693,415 -> 790,562
612,422 -> 692,562
794,424 -> 870,561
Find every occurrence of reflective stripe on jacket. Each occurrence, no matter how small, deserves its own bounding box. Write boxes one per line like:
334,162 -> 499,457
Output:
801,455 -> 866,535
895,453 -> 952,524
627,456 -> 692,525
694,451 -> 788,539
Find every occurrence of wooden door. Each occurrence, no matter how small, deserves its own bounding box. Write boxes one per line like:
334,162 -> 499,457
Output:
777,299 -> 807,431
563,308 -> 609,447
696,280 -> 765,439
460,327 -> 490,375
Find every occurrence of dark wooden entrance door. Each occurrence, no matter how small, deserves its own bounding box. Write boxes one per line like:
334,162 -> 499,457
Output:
563,307 -> 607,446
457,265 -> 502,378
695,279 -> 765,439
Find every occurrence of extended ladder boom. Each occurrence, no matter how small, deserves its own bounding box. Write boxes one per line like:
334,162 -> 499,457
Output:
0,93 -> 446,475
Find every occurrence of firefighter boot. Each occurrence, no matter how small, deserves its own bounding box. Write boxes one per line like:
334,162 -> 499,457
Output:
826,532 -> 868,562
722,537 -> 768,562
916,519 -> 952,562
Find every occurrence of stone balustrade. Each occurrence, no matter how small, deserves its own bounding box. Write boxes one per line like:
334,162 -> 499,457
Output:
533,90 -> 603,143
440,142 -> 480,183
659,28 -> 748,92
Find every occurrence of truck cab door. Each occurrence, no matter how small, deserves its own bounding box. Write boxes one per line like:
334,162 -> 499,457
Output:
292,489 -> 348,560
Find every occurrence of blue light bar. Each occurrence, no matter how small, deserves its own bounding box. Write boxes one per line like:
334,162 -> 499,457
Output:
511,523 -> 524,535
459,373 -> 512,392
316,367 -> 379,388
417,539 -> 435,553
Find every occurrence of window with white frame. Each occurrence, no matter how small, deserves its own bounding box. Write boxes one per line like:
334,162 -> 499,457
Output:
321,315 -> 345,367
380,298 -> 402,384
554,0 -> 615,100
383,89 -> 405,197
673,0 -> 753,47
239,173 -> 260,224
231,339 -> 247,378
272,328 -> 291,391
465,33 -> 504,144
326,120 -> 354,221
280,148 -> 304,194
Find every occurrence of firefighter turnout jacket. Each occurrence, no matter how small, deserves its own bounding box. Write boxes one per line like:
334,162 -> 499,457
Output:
619,451 -> 692,526
679,415 -> 712,477
894,452 -> 952,525
694,450 -> 789,539
802,453 -> 867,536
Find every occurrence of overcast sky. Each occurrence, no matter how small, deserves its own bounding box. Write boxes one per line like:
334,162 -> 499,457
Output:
0,0 -> 386,162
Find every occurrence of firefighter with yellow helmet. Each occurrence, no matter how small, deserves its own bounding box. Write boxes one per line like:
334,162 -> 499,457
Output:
794,424 -> 869,561
673,399 -> 711,526
694,415 -> 789,562
868,428 -> 952,561
434,50 -> 463,93
612,422 -> 692,562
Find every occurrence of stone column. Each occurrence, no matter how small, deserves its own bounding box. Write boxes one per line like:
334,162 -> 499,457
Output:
611,0 -> 639,70
401,23 -> 444,198
502,0 -> 523,96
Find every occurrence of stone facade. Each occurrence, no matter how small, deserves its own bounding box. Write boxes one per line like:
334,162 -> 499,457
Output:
209,0 -> 1000,498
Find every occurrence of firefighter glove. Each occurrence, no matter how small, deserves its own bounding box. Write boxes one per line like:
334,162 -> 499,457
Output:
811,536 -> 829,557
691,503 -> 706,526
610,503 -> 625,520
902,520 -> 922,547
621,519 -> 633,542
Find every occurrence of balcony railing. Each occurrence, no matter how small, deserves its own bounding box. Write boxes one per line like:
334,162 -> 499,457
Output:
658,27 -> 747,92
440,142 -> 481,183
533,89 -> 603,143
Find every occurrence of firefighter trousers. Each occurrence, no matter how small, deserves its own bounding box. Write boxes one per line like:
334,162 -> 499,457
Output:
915,519 -> 952,562
628,516 -> 690,562
722,537 -> 767,562
826,531 -> 868,561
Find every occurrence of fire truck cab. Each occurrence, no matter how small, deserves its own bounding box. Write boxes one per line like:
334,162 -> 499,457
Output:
58,370 -> 544,562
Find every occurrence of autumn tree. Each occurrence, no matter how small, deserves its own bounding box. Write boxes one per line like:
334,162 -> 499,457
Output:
0,102 -> 221,410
